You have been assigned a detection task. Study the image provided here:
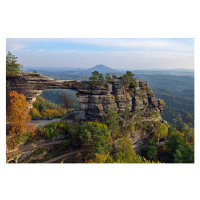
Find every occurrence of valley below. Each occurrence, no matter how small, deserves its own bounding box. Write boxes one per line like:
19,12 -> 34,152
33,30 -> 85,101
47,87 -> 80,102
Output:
6,65 -> 194,164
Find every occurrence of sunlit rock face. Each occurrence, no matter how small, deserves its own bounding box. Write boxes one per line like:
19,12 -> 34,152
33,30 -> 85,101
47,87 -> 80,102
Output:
6,72 -> 163,120
6,72 -> 165,154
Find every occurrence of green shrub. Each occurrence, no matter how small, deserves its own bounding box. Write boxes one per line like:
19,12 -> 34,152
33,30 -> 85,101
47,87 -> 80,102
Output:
37,122 -> 58,139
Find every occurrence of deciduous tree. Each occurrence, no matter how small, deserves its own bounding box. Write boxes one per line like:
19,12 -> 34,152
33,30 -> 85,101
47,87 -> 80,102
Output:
80,121 -> 111,160
154,123 -> 168,144
59,93 -> 73,112
7,91 -> 34,135
30,107 -> 41,117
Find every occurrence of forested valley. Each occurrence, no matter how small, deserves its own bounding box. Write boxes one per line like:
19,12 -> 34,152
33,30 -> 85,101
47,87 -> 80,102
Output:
6,53 -> 194,163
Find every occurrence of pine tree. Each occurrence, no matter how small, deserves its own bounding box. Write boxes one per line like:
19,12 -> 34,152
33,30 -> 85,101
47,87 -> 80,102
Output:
6,51 -> 23,76
105,73 -> 113,83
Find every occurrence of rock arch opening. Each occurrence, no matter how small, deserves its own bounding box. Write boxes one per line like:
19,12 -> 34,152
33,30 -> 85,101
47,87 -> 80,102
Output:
30,88 -> 84,122
40,88 -> 81,111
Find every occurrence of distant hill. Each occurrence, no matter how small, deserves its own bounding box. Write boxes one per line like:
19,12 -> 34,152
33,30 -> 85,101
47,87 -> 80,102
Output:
83,64 -> 120,74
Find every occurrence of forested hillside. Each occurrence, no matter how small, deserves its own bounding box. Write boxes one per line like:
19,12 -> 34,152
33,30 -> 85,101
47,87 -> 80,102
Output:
41,89 -> 80,110
134,74 -> 194,127
39,74 -> 194,127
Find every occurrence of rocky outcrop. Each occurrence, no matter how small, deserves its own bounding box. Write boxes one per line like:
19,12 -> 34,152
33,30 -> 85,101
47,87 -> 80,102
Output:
6,72 -> 163,120
6,72 -> 165,154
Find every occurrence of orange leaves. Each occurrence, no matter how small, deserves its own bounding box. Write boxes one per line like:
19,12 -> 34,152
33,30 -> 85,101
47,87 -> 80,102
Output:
7,91 -> 34,135
7,91 -> 31,123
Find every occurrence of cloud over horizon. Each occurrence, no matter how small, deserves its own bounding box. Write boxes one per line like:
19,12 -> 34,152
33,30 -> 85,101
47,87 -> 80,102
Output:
6,38 -> 194,70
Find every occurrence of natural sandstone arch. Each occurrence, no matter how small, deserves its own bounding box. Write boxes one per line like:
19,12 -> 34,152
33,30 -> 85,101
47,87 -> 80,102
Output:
6,72 -> 117,120
6,72 -> 163,121
6,72 -> 165,154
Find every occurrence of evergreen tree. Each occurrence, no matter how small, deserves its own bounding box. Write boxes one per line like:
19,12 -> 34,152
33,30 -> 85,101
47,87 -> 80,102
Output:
89,71 -> 99,83
103,109 -> 119,132
89,71 -> 105,86
6,51 -> 23,76
99,73 -> 105,86
121,71 -> 137,89
105,73 -> 113,83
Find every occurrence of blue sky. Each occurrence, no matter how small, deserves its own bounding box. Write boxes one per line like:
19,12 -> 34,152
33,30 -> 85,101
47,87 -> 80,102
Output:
6,38 -> 194,70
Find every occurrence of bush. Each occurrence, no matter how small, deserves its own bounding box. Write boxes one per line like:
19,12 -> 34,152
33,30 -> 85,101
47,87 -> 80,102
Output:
37,122 -> 58,139
80,121 -> 111,158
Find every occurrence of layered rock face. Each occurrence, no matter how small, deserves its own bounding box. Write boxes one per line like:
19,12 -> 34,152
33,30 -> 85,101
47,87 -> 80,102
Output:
6,72 -> 165,154
6,72 -> 163,120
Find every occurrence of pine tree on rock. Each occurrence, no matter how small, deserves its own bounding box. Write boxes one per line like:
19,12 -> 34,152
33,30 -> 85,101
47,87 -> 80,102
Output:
6,51 -> 23,76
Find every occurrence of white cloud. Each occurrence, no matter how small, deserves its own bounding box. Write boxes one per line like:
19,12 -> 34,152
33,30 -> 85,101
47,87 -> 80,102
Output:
6,39 -> 27,51
6,38 -> 194,54
61,38 -> 194,54
17,50 -> 194,69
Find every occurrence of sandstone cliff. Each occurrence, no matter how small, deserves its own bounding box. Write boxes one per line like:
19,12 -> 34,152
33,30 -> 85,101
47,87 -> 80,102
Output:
6,72 -> 163,119
6,72 -> 165,154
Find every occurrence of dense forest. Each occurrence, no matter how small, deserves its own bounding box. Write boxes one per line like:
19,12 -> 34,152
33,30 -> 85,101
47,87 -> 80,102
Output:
6,53 -> 194,163
7,106 -> 194,163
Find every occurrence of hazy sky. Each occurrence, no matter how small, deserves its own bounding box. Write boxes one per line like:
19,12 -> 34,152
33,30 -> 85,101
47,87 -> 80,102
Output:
6,38 -> 194,70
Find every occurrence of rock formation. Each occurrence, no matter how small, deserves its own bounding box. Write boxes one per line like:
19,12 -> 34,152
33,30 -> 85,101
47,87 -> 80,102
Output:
6,72 -> 163,119
6,72 -> 165,154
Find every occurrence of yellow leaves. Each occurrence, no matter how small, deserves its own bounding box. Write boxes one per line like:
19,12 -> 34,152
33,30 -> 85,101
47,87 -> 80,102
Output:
41,109 -> 58,117
7,91 -> 34,135
87,120 -> 108,129
30,107 -> 41,117
159,99 -> 165,106
7,91 -> 31,123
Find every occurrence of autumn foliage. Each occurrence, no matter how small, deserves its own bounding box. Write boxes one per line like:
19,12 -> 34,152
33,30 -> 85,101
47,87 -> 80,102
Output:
30,96 -> 67,118
7,91 -> 34,135
30,107 -> 41,117
59,93 -> 73,112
